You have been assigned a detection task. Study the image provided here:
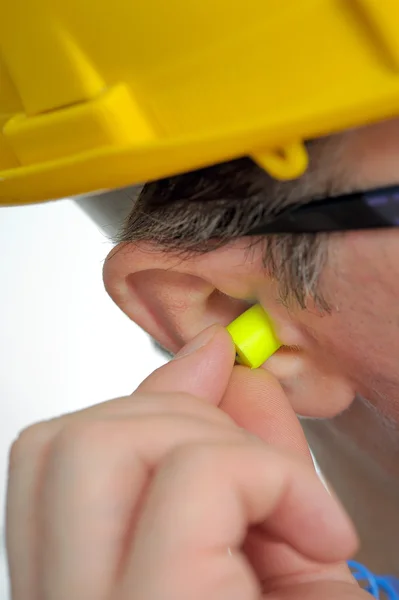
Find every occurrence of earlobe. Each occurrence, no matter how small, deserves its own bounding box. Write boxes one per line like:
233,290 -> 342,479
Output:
265,349 -> 355,418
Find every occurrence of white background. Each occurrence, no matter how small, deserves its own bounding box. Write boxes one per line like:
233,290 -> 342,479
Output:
0,199 -> 166,597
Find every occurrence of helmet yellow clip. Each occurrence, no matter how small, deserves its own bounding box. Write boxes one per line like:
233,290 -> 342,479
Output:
227,304 -> 281,369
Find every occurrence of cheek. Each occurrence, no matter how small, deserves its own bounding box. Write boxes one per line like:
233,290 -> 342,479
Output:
296,231 -> 399,406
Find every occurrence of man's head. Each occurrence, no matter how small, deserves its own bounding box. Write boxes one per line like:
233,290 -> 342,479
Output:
103,116 -> 399,422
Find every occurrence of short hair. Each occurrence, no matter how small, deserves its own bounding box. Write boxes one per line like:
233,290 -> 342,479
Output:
116,133 -> 352,309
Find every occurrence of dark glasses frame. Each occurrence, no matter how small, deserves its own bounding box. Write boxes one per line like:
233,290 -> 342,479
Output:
246,185 -> 399,236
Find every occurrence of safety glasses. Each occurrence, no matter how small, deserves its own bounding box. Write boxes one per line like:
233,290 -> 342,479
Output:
246,185 -> 399,235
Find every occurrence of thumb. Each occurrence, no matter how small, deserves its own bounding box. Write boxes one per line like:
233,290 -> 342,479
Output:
221,366 -> 312,461
220,366 -> 355,588
137,325 -> 236,404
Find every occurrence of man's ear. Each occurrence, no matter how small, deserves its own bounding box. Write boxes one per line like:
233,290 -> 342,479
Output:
103,241 -> 259,352
103,241 -> 355,419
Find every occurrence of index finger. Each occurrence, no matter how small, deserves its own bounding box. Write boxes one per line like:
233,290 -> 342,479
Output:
137,325 -> 236,405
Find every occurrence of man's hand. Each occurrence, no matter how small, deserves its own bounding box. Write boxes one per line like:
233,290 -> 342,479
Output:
7,325 -> 366,600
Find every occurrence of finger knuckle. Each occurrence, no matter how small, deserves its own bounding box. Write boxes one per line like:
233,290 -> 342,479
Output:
169,442 -> 220,473
9,421 -> 54,468
53,419 -> 111,460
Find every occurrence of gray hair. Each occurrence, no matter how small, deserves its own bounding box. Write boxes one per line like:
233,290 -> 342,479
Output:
116,135 -> 349,309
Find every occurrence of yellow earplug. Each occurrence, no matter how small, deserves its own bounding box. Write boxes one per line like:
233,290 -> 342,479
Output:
227,304 -> 281,369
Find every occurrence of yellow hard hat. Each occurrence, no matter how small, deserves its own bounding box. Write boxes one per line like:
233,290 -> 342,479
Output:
1,0 -> 399,205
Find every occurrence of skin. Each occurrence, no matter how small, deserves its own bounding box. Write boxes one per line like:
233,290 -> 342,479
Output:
103,118 -> 399,574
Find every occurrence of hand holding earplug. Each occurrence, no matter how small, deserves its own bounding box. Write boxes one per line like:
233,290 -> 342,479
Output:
7,322 -> 365,600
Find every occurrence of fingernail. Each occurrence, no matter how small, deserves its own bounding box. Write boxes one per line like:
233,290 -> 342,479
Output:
174,325 -> 218,360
